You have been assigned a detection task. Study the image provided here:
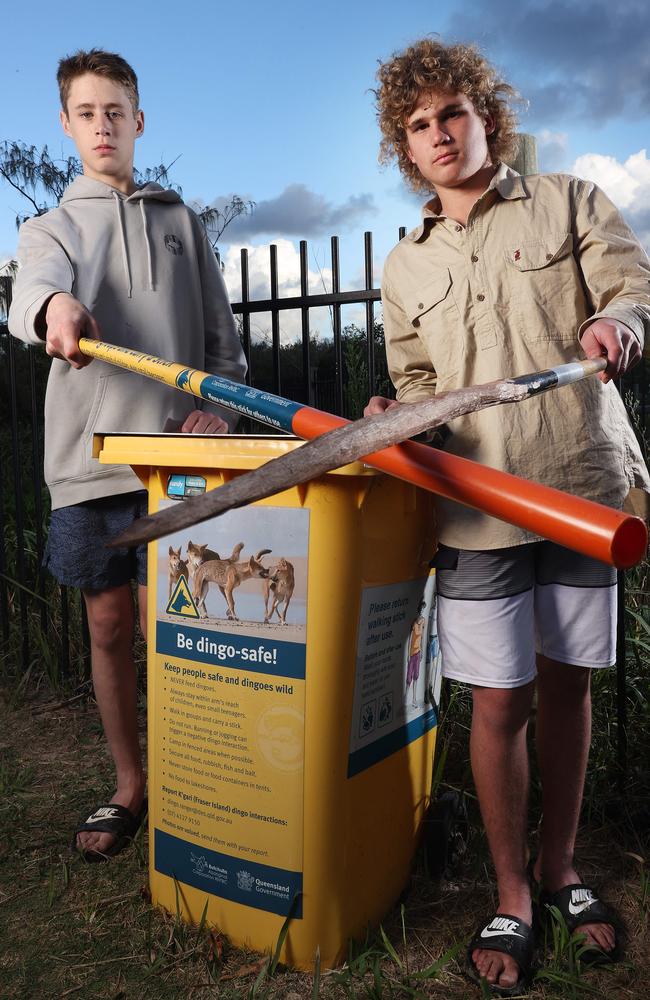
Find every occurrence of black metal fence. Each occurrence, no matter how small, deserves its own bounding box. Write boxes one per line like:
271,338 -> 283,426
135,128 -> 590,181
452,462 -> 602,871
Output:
0,231 -> 398,681
1,234 -> 648,702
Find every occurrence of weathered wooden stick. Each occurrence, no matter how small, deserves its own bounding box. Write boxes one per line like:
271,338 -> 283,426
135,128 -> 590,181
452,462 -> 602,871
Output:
113,374 -> 538,543
77,339 -> 647,568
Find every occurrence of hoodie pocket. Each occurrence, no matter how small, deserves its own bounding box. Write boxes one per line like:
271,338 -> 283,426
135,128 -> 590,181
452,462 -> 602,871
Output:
81,371 -> 151,475
44,368 -> 116,487
81,370 -> 187,475
81,373 -> 114,475
44,367 -> 181,488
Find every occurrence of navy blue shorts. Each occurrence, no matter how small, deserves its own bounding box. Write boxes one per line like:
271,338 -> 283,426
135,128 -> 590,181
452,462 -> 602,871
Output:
44,491 -> 148,591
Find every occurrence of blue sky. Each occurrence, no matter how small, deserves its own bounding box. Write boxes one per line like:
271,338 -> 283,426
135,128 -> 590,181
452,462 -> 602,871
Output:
1,0 -> 649,338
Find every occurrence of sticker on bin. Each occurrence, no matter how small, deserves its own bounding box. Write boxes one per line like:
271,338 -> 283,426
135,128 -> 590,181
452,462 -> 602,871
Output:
348,572 -> 442,777
153,503 -> 309,912
154,829 -> 303,917
167,474 -> 207,499
166,576 -> 200,618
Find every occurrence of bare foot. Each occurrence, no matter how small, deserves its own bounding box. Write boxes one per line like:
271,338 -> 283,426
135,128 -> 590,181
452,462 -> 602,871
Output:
472,940 -> 523,989
76,777 -> 146,857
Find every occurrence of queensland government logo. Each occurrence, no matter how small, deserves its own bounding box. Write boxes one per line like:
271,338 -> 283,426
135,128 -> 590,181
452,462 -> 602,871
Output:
236,870 -> 255,892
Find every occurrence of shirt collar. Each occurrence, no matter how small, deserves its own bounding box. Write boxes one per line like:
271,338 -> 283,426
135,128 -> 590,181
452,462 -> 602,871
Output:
407,162 -> 528,241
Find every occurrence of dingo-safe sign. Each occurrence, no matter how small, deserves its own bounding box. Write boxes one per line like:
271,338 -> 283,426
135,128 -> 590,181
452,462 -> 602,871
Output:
152,503 -> 309,917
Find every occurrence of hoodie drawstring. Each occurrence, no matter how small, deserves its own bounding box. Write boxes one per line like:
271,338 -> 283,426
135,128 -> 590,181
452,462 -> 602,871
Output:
112,191 -> 156,295
112,192 -> 132,299
140,200 -> 155,291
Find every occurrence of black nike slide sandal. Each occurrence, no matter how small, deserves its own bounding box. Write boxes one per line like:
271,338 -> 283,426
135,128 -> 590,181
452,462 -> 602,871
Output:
540,883 -> 624,964
467,913 -> 535,997
71,798 -> 148,863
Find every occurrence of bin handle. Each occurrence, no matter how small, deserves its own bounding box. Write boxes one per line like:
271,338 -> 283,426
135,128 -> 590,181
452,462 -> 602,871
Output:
76,339 -> 647,569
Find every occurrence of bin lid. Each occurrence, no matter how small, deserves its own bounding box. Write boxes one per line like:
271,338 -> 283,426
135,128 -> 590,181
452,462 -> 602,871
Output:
93,432 -> 380,476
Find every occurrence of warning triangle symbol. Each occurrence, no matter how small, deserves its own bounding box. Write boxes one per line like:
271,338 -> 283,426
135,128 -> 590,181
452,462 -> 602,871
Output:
166,576 -> 200,618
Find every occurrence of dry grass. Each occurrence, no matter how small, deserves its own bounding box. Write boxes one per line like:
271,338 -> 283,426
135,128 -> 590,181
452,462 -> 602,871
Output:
1,683 -> 648,1000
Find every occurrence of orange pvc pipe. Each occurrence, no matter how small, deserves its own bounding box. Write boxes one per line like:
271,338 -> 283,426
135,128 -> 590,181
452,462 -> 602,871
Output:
293,407 -> 647,570
77,339 -> 647,569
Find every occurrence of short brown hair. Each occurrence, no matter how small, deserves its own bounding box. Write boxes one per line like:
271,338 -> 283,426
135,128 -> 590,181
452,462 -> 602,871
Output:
57,49 -> 139,114
375,38 -> 520,192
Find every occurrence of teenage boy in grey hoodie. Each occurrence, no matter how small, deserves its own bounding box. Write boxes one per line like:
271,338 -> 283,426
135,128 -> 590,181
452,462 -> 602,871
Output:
9,49 -> 247,860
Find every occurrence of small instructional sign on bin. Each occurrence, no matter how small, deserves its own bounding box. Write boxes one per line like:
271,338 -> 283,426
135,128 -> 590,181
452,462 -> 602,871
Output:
152,504 -> 309,916
348,573 -> 442,777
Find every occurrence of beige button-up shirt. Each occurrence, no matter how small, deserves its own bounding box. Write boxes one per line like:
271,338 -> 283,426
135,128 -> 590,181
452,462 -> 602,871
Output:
381,164 -> 650,550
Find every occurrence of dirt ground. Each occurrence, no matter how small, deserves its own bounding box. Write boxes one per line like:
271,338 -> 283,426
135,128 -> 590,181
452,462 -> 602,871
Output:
0,688 -> 648,999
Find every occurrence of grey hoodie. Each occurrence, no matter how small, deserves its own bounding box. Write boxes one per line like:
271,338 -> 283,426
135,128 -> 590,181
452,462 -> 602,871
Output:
9,176 -> 247,509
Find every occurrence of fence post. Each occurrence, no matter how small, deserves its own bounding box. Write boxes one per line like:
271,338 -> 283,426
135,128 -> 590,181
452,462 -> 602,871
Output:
3,278 -> 31,669
0,276 -> 12,646
509,133 -> 538,175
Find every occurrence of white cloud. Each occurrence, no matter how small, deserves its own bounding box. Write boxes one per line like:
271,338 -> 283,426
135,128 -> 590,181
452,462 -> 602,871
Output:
221,238 -> 334,345
570,149 -> 650,250
571,149 -> 649,209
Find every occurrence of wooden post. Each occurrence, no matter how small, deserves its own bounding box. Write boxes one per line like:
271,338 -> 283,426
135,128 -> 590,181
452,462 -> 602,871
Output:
508,133 -> 538,175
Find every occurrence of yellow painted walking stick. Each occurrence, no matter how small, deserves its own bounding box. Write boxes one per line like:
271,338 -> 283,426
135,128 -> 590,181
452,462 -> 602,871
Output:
78,338 -> 647,568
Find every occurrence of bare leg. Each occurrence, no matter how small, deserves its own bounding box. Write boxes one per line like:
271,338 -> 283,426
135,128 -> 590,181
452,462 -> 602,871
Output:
76,583 -> 146,855
470,681 -> 535,989
534,656 -> 615,953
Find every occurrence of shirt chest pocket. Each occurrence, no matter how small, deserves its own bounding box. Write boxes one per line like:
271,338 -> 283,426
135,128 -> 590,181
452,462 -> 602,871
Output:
402,269 -> 462,380
504,232 -> 579,341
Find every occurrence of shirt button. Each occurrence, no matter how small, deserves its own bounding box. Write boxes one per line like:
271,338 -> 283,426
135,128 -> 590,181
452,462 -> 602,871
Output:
471,254 -> 479,262
418,302 -> 424,309
477,293 -> 485,302
455,224 -> 462,232
546,252 -> 554,260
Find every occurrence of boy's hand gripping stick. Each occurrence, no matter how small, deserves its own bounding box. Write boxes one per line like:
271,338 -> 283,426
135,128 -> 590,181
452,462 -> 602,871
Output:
77,338 -> 647,568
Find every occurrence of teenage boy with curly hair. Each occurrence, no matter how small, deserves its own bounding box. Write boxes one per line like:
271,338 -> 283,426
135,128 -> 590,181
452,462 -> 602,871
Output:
366,38 -> 649,995
9,50 -> 246,862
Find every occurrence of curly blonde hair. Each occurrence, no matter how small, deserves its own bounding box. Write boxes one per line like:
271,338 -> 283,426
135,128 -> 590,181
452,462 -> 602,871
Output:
375,38 -> 520,192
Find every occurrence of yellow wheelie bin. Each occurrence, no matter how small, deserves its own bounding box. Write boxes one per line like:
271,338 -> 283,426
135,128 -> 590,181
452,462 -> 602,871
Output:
94,432 -> 442,970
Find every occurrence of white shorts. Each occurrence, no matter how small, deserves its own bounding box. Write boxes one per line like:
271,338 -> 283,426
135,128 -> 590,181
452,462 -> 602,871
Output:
433,542 -> 618,689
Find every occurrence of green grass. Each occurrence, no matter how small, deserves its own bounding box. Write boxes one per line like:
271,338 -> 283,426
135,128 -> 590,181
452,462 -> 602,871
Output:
1,539 -> 648,998
1,635 -> 649,1000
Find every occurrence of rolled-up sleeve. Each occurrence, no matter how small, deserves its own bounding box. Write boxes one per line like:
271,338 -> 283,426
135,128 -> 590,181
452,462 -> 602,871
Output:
573,178 -> 650,352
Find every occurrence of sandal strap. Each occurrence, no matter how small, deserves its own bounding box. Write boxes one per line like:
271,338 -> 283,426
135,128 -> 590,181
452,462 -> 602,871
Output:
75,803 -> 140,837
541,883 -> 612,932
468,913 -> 535,971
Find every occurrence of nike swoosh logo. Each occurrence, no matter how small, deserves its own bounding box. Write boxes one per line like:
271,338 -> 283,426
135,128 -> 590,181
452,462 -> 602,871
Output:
480,928 -> 526,939
568,898 -> 596,915
85,810 -> 120,823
